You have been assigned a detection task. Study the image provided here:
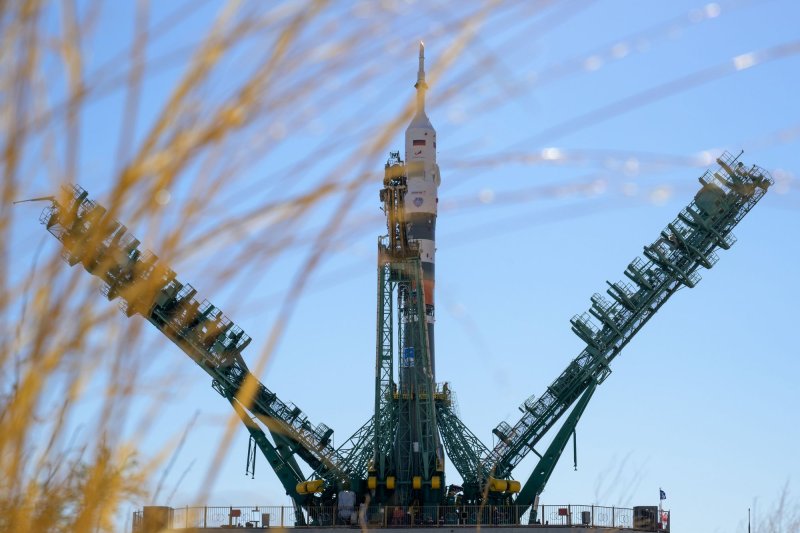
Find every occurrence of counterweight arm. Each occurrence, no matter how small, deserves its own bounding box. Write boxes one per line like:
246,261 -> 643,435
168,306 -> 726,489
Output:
484,152 -> 772,483
37,185 -> 352,500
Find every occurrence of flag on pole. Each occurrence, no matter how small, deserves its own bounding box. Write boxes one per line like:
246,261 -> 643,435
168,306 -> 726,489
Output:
660,489 -> 667,500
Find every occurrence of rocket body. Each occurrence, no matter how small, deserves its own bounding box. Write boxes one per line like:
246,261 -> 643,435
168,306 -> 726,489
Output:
388,43 -> 444,505
404,43 -> 440,379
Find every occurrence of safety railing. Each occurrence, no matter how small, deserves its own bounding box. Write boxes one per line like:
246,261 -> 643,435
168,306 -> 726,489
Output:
132,504 -> 670,530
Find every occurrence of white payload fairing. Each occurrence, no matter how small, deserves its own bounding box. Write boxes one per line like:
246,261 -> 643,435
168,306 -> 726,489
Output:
403,42 -> 441,377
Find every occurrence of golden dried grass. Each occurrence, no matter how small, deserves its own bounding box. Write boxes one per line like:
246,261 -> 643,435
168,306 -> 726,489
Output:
1,1 -> 797,532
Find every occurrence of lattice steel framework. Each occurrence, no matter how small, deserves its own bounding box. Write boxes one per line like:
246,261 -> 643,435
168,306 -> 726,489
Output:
34,151 -> 772,520
480,152 -> 772,506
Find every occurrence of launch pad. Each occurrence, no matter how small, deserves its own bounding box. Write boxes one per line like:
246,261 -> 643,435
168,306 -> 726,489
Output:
146,525 -> 644,533
30,46 -> 773,531
134,502 -> 665,531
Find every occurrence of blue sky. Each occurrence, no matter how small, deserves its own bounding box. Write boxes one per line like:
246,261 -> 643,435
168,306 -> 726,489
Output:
11,1 -> 800,531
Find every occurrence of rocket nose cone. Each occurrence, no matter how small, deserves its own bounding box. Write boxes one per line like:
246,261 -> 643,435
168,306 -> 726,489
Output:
407,110 -> 433,130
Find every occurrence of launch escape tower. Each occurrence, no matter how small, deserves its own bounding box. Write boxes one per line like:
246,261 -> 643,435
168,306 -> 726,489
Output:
31,46 -> 773,525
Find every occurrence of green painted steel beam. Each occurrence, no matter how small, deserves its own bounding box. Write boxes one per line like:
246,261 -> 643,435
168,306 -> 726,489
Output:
373,258 -> 396,480
515,381 -> 597,514
227,396 -> 307,525
37,185 -> 354,493
392,255 -> 441,505
334,416 -> 375,480
379,164 -> 443,506
482,153 -> 772,487
435,402 -> 490,485
35,150 -> 773,516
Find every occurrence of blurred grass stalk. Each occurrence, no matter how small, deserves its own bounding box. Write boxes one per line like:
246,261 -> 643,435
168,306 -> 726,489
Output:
0,0 -> 496,530
1,0 -> 796,531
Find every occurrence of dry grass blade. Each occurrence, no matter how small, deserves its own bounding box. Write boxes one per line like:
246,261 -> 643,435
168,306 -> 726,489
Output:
1,1 -> 796,532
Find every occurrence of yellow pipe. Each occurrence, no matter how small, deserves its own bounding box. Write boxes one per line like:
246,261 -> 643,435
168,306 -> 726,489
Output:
489,479 -> 508,492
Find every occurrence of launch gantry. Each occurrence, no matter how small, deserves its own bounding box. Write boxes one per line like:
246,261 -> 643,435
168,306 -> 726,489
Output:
31,46 -> 772,526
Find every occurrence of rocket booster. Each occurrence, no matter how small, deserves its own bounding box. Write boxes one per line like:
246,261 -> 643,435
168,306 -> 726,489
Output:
404,42 -> 440,377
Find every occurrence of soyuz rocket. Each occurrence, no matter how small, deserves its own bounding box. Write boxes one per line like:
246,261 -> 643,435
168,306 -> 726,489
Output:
404,42 -> 440,378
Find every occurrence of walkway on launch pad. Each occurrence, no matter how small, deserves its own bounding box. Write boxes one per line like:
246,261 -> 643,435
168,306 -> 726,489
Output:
134,504 -> 668,532
161,525 -> 655,533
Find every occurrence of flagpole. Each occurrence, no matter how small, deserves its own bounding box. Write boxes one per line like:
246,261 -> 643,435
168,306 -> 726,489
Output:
748,507 -> 751,533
